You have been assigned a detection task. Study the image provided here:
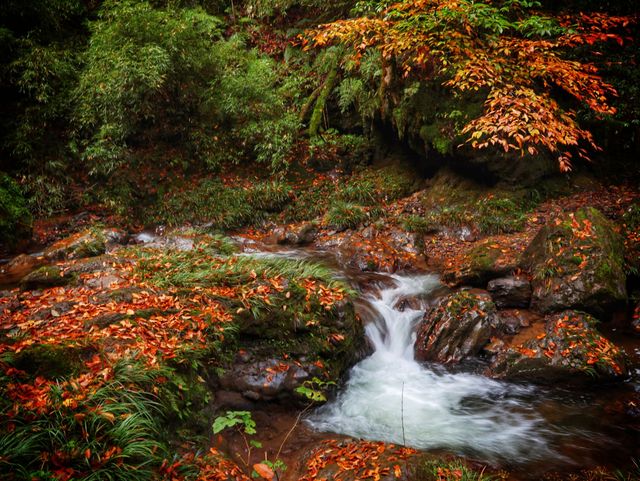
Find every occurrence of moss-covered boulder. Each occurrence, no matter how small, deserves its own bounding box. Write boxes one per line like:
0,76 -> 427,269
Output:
443,238 -> 518,287
490,310 -> 627,383
415,290 -> 498,363
521,207 -> 627,317
227,298 -> 365,401
44,227 -> 125,261
20,265 -> 78,290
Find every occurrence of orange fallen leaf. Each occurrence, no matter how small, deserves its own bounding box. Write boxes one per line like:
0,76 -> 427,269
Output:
253,463 -> 275,480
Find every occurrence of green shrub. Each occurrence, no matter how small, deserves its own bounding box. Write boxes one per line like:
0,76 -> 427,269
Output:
74,2 -> 300,175
0,173 -> 32,247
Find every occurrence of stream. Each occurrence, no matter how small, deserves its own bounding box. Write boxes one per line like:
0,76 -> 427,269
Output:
3,232 -> 638,477
236,243 -> 640,477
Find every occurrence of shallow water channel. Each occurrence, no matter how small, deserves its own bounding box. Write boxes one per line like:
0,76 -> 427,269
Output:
242,245 -> 640,477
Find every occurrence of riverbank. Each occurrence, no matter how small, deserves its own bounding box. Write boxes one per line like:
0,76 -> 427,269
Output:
1,163 -> 639,481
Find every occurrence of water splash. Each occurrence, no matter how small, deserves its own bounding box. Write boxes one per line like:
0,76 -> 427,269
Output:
309,274 -> 555,462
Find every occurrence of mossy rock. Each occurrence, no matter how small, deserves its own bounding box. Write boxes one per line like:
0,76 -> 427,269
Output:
443,238 -> 518,287
44,228 -> 116,261
415,290 -> 498,363
20,265 -> 78,290
521,207 -> 627,317
224,299 -> 365,402
13,344 -> 91,379
490,310 -> 627,383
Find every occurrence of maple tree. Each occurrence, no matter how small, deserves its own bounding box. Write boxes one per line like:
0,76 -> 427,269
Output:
305,0 -> 635,171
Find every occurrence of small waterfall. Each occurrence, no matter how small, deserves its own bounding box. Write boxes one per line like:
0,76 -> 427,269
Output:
308,274 -> 555,463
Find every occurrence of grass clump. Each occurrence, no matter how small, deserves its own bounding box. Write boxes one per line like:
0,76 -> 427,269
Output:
0,359 -> 166,480
325,202 -> 368,230
413,458 -> 495,481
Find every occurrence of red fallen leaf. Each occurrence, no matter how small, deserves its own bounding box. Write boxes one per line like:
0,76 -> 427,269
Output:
253,463 -> 275,480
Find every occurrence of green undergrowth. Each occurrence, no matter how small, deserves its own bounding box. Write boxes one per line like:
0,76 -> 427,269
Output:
0,358 -> 167,480
131,242 -> 361,379
281,163 -> 418,227
138,178 -> 293,229
112,162 -> 419,232
412,458 -> 496,481
401,172 -> 609,236
0,173 -> 33,248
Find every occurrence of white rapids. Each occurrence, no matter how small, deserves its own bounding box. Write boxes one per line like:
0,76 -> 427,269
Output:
308,274 -> 555,462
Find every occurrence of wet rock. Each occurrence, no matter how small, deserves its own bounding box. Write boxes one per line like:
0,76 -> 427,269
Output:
443,238 -> 518,287
632,302 -> 640,335
497,309 -> 543,335
487,276 -> 531,308
490,310 -> 628,383
521,207 -> 627,317
134,234 -> 194,251
0,254 -> 45,285
415,290 -> 498,363
279,223 -> 318,246
219,358 -> 320,402
214,390 -> 255,410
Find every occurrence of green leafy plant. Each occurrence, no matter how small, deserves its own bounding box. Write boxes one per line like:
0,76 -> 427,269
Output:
0,173 -> 32,247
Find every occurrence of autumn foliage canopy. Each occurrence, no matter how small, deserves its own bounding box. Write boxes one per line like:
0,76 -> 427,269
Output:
306,0 -> 634,171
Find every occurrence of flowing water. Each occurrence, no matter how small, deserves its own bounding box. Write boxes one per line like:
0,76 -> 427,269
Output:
304,272 -> 640,475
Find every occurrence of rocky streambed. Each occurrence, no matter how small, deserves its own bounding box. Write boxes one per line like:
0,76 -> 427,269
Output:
1,204 -> 639,480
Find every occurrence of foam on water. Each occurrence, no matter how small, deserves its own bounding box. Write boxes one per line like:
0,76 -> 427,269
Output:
309,274 -> 555,462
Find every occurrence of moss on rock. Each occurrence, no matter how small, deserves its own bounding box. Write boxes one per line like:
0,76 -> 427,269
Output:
491,310 -> 627,383
521,207 -> 627,316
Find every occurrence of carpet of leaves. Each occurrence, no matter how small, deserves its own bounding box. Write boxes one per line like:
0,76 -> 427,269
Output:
299,439 -> 416,481
0,245 -> 349,479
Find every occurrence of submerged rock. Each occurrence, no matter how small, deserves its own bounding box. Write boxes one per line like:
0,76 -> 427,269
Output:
415,290 -> 498,363
521,207 -> 627,317
490,310 -> 627,383
487,276 -> 532,308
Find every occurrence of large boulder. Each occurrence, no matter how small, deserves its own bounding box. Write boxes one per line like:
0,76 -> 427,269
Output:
490,310 -> 627,383
521,207 -> 627,317
219,358 -> 321,402
20,265 -> 78,290
415,290 -> 498,363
